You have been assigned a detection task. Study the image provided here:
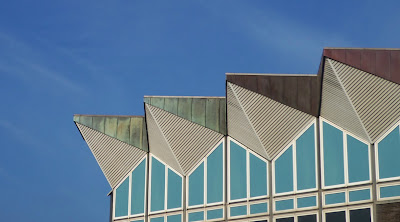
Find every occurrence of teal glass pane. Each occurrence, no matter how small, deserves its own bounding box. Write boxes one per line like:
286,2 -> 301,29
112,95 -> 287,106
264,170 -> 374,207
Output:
151,157 -> 165,212
378,126 -> 400,179
207,208 -> 223,220
297,196 -> 317,208
189,162 -> 204,206
380,185 -> 400,198
347,135 -> 370,183
275,199 -> 294,211
167,169 -> 182,209
275,146 -> 293,194
323,122 -> 345,186
349,189 -> 370,202
188,211 -> 204,222
230,205 -> 247,217
131,220 -> 144,222
131,158 -> 146,215
325,192 -> 345,205
250,153 -> 267,197
167,214 -> 181,222
115,177 -> 129,217
207,144 -> 223,204
250,202 -> 268,214
296,124 -> 316,190
150,217 -> 164,222
230,141 -> 247,200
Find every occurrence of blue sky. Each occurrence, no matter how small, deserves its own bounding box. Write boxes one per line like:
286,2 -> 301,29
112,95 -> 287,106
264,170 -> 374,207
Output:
0,1 -> 399,221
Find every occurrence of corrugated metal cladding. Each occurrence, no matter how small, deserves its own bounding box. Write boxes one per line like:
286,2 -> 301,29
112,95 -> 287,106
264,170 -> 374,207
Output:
146,104 -> 224,175
227,83 -> 268,159
320,59 -> 371,142
228,82 -> 315,160
145,105 -> 184,175
73,115 -> 148,152
331,59 -> 400,142
144,96 -> 226,134
76,123 -> 147,188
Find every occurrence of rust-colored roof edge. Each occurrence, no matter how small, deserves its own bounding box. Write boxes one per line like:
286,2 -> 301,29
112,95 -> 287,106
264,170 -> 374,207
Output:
226,73 -> 317,76
144,95 -> 225,99
324,47 -> 400,50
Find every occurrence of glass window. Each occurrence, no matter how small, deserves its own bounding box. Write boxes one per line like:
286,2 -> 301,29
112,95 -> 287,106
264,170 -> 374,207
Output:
230,205 -> 247,217
250,153 -> 268,197
380,184 -> 400,199
276,217 -> 294,222
167,169 -> 182,209
378,126 -> 400,179
151,157 -> 165,212
349,189 -> 370,202
150,217 -> 164,222
207,208 -> 223,220
131,220 -> 144,222
297,196 -> 317,208
323,122 -> 345,187
167,214 -> 182,222
207,144 -> 223,204
298,215 -> 317,222
296,124 -> 316,190
347,135 -> 370,183
275,146 -> 293,194
188,162 -> 204,206
350,208 -> 371,222
230,141 -> 247,200
325,211 -> 346,222
115,177 -> 129,217
250,202 -> 268,215
131,159 -> 146,215
275,199 -> 294,211
325,192 -> 346,205
188,211 -> 204,222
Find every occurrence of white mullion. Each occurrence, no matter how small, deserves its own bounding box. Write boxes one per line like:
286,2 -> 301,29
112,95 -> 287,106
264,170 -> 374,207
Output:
293,142 -> 297,193
247,150 -> 250,200
165,165 -> 168,211
204,157 -> 207,206
227,138 -> 231,203
319,118 -> 326,189
148,156 -> 153,215
128,174 -> 132,216
343,132 -> 349,186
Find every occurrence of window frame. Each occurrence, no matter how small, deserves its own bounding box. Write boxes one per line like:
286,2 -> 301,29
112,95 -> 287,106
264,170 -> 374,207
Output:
273,211 -> 319,222
186,138 -> 225,209
272,120 -> 318,196
112,155 -> 148,220
322,185 -> 372,208
377,180 -> 400,201
148,154 -> 184,215
320,118 -> 372,189
228,137 -> 269,203
322,204 -> 374,222
375,120 -> 400,182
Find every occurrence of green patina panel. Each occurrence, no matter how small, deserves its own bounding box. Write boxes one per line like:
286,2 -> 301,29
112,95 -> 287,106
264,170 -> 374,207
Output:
206,99 -> 219,132
191,98 -> 206,126
92,116 -> 105,132
163,98 -> 179,115
219,98 -> 226,134
79,116 -> 93,128
150,97 -> 165,109
105,117 -> 118,138
117,117 -> 130,144
178,98 -> 192,120
130,117 -> 143,149
74,114 -> 148,152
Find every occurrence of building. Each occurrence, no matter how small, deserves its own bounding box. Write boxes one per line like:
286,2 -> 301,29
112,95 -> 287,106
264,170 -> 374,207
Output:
74,48 -> 400,222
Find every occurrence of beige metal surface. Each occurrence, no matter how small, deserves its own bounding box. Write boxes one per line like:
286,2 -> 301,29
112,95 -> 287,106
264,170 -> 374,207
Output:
320,59 -> 371,142
330,59 -> 400,142
146,104 -> 224,175
227,83 -> 268,159
76,123 -> 147,188
228,82 -> 315,160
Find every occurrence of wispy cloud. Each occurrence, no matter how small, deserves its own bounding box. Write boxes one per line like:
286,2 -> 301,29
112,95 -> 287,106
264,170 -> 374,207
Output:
0,119 -> 40,147
0,31 -> 87,94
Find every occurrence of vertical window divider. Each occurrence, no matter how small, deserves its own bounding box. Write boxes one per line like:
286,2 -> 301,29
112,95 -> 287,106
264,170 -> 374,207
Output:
204,157 -> 208,206
164,164 -> 168,211
246,149 -> 250,199
343,133 -> 349,186
128,174 -> 132,216
293,142 -> 297,193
